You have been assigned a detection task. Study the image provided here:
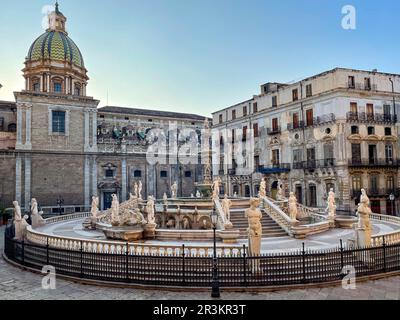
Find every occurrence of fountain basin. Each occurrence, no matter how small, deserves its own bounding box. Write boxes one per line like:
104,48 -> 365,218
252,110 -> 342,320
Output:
102,226 -> 144,242
335,215 -> 358,229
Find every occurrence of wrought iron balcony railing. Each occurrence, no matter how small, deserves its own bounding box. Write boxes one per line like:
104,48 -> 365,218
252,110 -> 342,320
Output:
348,158 -> 400,167
351,188 -> 400,199
347,82 -> 378,91
346,112 -> 397,124
257,163 -> 291,174
293,159 -> 336,170
267,127 -> 281,135
287,114 -> 336,132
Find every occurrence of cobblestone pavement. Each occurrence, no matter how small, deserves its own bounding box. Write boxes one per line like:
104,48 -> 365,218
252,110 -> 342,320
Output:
1,227 -> 400,300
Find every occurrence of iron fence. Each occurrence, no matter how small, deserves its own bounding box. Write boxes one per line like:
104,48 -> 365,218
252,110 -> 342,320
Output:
4,232 -> 400,288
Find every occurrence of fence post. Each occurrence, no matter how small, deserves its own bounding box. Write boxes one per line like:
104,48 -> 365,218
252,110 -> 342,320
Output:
340,239 -> 344,270
80,240 -> 83,278
46,237 -> 49,266
182,244 -> 185,285
21,240 -> 25,266
302,243 -> 306,283
383,236 -> 387,273
126,243 -> 129,283
242,245 -> 247,287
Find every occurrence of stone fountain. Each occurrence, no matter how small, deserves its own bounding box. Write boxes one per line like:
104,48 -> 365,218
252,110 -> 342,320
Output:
84,193 -> 153,242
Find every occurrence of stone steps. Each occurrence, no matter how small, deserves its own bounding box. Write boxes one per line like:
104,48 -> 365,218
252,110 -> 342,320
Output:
229,210 -> 288,238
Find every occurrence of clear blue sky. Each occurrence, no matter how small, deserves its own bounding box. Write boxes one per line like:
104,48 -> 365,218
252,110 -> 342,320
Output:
0,0 -> 399,116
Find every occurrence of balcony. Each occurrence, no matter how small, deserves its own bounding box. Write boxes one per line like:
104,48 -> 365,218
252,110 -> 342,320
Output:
288,114 -> 336,131
346,112 -> 397,124
348,158 -> 400,168
257,163 -> 291,174
267,126 -> 281,135
293,159 -> 336,170
347,82 -> 378,91
287,121 -> 305,131
351,188 -> 400,199
228,168 -> 236,175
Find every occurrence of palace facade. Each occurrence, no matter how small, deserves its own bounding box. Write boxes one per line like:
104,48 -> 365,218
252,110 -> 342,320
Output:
0,4 -> 207,211
212,68 -> 400,215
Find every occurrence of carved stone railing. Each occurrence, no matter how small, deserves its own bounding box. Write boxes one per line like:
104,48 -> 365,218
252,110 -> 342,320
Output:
214,198 -> 227,230
369,213 -> 400,246
261,197 -> 293,235
43,212 -> 91,225
25,226 -> 242,257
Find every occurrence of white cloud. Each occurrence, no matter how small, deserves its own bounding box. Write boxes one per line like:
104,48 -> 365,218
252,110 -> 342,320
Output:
41,4 -> 55,30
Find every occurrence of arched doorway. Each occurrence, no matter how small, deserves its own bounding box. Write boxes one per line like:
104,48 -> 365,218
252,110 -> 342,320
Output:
245,185 -> 251,197
233,185 -> 239,197
295,185 -> 303,204
271,181 -> 279,200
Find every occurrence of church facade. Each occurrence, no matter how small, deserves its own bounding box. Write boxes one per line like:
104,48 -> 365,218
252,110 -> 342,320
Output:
0,4 -> 207,211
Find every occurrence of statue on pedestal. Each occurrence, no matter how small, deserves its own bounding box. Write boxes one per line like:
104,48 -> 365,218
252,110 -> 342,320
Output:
138,181 -> 143,200
146,196 -> 155,224
355,189 -> 372,247
276,181 -> 285,201
326,188 -> 336,220
259,178 -> 266,198
91,196 -> 99,218
246,198 -> 262,272
171,181 -> 178,199
288,192 -> 299,221
111,194 -> 120,226
212,177 -> 221,200
31,198 -> 45,228
196,190 -> 201,198
221,194 -> 232,222
13,201 -> 29,240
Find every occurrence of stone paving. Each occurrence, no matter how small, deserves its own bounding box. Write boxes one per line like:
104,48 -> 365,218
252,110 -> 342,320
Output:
1,226 -> 400,300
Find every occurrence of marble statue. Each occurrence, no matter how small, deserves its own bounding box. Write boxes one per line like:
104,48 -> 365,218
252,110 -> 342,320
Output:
111,194 -> 120,226
182,217 -> 190,230
171,181 -> 178,199
138,181 -> 143,200
326,188 -> 336,220
134,182 -> 139,198
212,177 -> 221,200
288,192 -> 299,221
221,194 -> 232,222
196,190 -> 201,198
259,178 -> 266,198
355,189 -> 372,247
276,181 -> 285,201
191,193 -> 194,198
166,218 -> 175,229
146,196 -> 155,224
246,198 -> 262,272
163,193 -> 168,202
13,201 -> 29,240
91,196 -> 99,218
30,198 -> 45,228
233,192 -> 238,198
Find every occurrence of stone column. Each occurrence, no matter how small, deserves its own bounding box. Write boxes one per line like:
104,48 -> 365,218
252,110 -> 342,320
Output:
84,156 -> 90,207
84,110 -> 90,150
15,155 -> 22,205
16,106 -> 23,147
147,163 -> 156,198
92,156 -> 97,197
47,74 -> 50,93
24,155 -> 31,210
25,105 -> 32,149
92,110 -> 98,150
121,158 -> 127,202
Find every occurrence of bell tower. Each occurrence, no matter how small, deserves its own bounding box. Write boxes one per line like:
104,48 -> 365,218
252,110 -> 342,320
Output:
47,1 -> 67,34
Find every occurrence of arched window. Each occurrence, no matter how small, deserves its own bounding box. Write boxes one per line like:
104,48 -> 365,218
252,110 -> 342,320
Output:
7,123 -> 16,133
74,84 -> 81,96
31,78 -> 40,92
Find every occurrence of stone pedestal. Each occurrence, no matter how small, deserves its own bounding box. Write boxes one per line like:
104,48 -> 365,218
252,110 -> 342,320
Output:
218,229 -> 240,244
144,223 -> 157,239
103,227 -> 144,242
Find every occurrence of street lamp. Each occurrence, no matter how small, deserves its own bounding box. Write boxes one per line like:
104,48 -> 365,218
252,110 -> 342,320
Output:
57,196 -> 64,216
211,206 -> 220,298
389,193 -> 395,216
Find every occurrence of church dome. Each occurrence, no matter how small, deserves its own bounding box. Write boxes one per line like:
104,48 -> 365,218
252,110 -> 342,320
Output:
27,30 -> 85,69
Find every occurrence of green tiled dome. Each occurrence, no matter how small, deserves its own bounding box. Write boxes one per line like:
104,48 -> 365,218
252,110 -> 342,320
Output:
27,31 -> 84,68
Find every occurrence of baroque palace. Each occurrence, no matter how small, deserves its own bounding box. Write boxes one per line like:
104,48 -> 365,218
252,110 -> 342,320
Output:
212,68 -> 400,215
0,4 -> 207,211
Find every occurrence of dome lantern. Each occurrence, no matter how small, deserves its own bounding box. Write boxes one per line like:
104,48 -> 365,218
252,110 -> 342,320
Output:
23,1 -> 89,96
